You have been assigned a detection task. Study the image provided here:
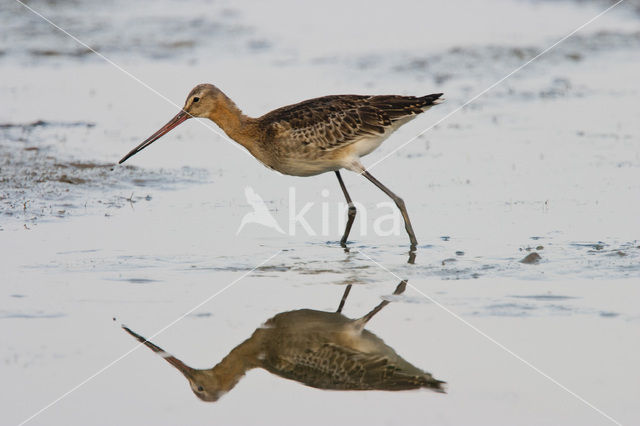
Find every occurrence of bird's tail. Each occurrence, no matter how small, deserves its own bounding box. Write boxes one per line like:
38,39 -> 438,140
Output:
420,374 -> 447,393
377,370 -> 447,392
420,93 -> 445,107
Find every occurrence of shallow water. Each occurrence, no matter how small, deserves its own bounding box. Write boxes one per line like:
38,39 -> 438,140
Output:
2,0 -> 640,425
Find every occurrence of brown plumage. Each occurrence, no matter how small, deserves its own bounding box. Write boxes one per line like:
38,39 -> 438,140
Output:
261,94 -> 441,152
118,84 -> 444,248
123,281 -> 445,402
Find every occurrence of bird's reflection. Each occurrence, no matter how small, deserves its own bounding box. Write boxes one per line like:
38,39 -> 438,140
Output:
123,281 -> 445,402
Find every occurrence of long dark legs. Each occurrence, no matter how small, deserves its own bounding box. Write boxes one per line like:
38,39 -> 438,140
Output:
361,170 -> 418,249
356,280 -> 407,326
336,167 -> 418,251
336,284 -> 352,313
335,171 -> 357,247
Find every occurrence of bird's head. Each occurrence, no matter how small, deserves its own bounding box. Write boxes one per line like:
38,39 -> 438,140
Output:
182,83 -> 224,118
118,83 -> 223,164
185,370 -> 226,402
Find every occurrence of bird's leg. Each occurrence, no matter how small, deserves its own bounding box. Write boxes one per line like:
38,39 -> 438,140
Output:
361,170 -> 418,249
336,284 -> 352,313
335,171 -> 357,247
356,280 -> 407,325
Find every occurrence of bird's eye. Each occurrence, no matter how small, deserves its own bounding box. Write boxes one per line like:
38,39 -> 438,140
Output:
197,386 -> 204,392
193,97 -> 200,103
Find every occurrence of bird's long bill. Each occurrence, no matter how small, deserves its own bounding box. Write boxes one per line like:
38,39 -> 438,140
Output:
118,110 -> 190,164
122,326 -> 195,376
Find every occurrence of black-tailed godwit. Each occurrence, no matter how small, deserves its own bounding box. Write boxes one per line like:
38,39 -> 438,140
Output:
119,85 -> 444,248
122,281 -> 444,402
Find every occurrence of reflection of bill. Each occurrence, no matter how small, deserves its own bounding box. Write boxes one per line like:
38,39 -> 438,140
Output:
236,186 -> 284,235
123,280 -> 445,402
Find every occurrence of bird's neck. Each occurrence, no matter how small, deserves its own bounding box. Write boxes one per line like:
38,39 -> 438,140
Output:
207,95 -> 257,151
209,331 -> 264,393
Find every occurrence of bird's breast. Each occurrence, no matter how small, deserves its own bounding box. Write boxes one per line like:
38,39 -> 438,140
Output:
272,158 -> 343,177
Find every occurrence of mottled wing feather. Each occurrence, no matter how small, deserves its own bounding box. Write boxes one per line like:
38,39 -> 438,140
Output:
260,94 -> 442,152
265,96 -> 386,151
367,94 -> 442,121
267,343 -> 444,391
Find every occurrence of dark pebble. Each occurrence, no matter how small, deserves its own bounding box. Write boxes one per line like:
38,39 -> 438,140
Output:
520,252 -> 542,264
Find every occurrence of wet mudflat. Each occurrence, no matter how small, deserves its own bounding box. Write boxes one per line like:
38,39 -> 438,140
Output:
1,0 -> 639,425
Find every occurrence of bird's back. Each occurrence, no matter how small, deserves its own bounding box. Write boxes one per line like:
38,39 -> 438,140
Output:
253,93 -> 443,176
259,309 -> 445,392
260,93 -> 443,127
259,93 -> 443,149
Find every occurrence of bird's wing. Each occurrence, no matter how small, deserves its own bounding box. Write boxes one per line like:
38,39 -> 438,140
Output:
267,342 -> 444,391
260,94 -> 442,152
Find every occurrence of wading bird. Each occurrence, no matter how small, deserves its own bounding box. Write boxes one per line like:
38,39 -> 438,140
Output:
123,281 -> 444,402
119,85 -> 444,248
